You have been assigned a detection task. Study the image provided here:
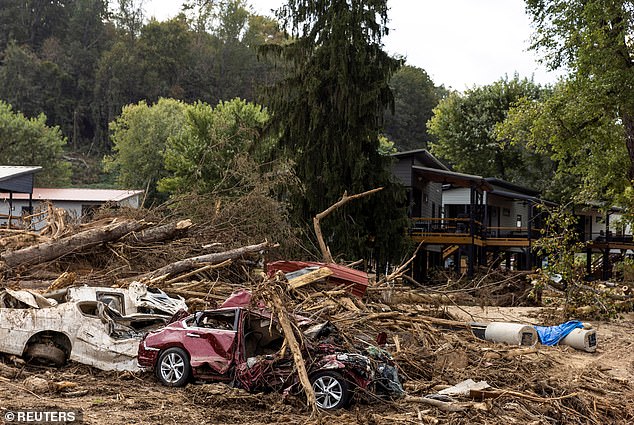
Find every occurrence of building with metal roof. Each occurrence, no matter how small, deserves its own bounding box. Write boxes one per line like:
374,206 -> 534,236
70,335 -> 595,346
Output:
0,187 -> 143,229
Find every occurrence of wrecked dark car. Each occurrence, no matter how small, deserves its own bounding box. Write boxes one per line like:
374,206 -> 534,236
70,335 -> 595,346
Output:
137,306 -> 403,410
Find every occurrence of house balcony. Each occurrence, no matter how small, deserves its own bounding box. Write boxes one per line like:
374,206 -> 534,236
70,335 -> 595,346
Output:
408,218 -> 543,248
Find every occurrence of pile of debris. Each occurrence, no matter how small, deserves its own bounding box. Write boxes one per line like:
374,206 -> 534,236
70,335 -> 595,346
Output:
0,206 -> 631,424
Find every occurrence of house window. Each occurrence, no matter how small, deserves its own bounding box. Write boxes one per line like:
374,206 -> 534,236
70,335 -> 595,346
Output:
516,215 -> 522,228
431,202 -> 436,218
423,193 -> 429,204
502,208 -> 510,217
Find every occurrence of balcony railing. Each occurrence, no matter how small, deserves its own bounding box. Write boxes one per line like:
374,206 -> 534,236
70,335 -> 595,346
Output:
409,218 -> 541,240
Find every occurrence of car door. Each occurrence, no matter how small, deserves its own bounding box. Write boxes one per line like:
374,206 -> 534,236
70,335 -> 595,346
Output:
182,309 -> 238,375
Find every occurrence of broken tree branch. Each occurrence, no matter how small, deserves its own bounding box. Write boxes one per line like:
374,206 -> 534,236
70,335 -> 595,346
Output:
121,219 -> 193,244
313,187 -> 383,263
378,240 -> 424,285
256,273 -> 318,416
164,259 -> 232,285
127,241 -> 273,282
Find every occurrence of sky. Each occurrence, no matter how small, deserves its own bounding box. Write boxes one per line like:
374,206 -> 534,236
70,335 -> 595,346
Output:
143,0 -> 565,90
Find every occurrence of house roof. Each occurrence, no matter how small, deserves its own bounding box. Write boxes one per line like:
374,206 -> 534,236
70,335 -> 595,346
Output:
391,149 -> 449,171
0,188 -> 144,203
0,166 -> 42,182
488,189 -> 557,206
0,166 -> 42,193
485,178 -> 540,197
412,165 -> 492,191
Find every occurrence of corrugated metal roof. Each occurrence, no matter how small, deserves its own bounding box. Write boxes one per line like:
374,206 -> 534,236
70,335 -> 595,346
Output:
0,188 -> 143,202
0,166 -> 41,183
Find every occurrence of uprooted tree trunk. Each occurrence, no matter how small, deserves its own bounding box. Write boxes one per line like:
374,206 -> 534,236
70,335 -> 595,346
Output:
126,241 -> 273,283
313,188 -> 383,263
1,219 -> 150,269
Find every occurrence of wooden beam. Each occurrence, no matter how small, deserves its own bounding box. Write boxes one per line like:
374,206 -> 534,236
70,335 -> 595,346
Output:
287,267 -> 333,290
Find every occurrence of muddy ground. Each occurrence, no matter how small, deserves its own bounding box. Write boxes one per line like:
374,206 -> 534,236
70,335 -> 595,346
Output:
0,307 -> 632,425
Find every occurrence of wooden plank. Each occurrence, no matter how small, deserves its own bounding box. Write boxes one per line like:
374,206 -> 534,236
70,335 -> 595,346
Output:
287,267 -> 333,290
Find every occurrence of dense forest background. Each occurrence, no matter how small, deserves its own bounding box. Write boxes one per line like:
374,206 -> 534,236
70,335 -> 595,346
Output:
0,0 -> 444,186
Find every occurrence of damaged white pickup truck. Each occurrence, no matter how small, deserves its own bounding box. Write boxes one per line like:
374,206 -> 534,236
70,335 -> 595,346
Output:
0,283 -> 186,371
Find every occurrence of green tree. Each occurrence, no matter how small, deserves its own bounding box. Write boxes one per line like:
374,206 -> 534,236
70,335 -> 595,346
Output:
0,0 -> 72,52
93,39 -> 147,152
0,43 -> 73,130
158,98 -> 272,195
427,76 -> 554,192
0,101 -> 70,186
384,65 -> 447,151
137,17 -> 193,101
59,0 -> 111,149
497,78 -> 628,204
526,0 -> 634,184
261,0 -> 408,262
105,98 -> 188,204
112,0 -> 146,38
95,16 -> 192,152
0,1 -> 111,155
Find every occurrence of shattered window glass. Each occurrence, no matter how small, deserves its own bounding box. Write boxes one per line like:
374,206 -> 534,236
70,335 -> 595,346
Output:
97,293 -> 125,314
77,301 -> 99,317
196,311 -> 235,330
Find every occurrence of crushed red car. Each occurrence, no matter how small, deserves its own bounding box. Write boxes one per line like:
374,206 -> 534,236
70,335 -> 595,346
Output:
137,305 -> 403,410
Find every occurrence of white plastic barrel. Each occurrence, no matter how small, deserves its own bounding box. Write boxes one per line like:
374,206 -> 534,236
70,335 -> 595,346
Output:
484,322 -> 538,346
560,328 -> 597,352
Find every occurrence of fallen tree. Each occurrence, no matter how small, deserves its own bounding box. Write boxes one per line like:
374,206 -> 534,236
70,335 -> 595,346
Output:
1,219 -> 149,269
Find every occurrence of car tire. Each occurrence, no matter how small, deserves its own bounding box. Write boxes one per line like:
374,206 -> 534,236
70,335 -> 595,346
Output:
310,371 -> 350,411
156,347 -> 190,387
25,343 -> 67,367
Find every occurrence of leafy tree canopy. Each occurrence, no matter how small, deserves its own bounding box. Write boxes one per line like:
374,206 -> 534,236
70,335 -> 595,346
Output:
497,77 -> 628,204
526,0 -> 634,189
427,75 -> 555,194
0,101 -> 70,186
384,65 -> 447,151
105,98 -> 188,205
158,98 -> 272,195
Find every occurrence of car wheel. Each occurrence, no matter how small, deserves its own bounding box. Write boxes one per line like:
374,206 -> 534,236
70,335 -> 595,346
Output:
311,371 -> 349,410
156,347 -> 190,387
25,343 -> 67,368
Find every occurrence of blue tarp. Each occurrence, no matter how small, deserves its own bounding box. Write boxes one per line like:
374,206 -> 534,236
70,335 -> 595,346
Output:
533,320 -> 584,346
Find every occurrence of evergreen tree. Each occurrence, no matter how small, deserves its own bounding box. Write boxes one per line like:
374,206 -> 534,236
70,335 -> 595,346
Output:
262,0 -> 408,263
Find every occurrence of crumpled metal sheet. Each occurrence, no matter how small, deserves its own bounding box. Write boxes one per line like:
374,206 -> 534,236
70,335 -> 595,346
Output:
128,281 -> 187,315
